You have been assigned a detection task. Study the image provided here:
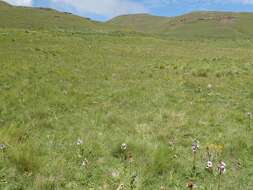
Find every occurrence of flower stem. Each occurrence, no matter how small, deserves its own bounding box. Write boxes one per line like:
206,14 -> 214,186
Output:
249,115 -> 251,129
218,174 -> 221,190
192,152 -> 196,176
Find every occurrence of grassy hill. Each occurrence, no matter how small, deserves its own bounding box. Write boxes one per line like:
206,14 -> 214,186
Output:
0,1 -> 253,190
2,0 -> 253,38
107,13 -> 171,33
108,12 -> 253,38
0,1 -> 108,32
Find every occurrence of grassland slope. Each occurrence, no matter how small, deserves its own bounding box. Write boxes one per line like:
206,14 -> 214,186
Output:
0,1 -> 108,31
109,12 -> 253,38
0,1 -> 253,190
107,13 -> 171,33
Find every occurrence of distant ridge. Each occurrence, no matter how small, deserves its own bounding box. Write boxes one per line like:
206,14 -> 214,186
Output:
108,11 -> 253,38
0,0 -> 108,31
0,0 -> 11,6
107,13 -> 171,33
1,1 -> 253,38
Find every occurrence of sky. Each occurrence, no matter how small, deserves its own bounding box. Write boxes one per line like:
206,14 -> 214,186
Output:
3,0 -> 253,21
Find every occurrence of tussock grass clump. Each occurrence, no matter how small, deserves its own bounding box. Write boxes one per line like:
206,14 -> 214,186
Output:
7,143 -> 42,174
150,145 -> 179,176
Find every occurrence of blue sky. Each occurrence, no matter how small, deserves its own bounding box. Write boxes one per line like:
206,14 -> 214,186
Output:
3,0 -> 253,21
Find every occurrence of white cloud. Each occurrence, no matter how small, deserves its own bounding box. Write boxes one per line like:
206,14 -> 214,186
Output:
2,0 -> 147,17
143,0 -> 253,6
3,0 -> 32,6
3,0 -> 253,19
50,0 -> 148,17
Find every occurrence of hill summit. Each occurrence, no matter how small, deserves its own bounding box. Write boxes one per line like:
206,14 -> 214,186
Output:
108,11 -> 253,38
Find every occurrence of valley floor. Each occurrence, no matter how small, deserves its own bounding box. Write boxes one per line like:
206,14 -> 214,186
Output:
0,29 -> 253,189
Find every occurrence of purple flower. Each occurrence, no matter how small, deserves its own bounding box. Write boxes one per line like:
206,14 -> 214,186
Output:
192,140 -> 200,153
218,161 -> 226,174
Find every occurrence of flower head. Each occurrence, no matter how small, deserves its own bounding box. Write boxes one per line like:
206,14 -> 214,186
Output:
111,170 -> 120,178
247,112 -> 252,117
206,160 -> 213,169
81,158 -> 88,167
121,143 -> 127,151
76,138 -> 83,146
0,144 -> 6,150
116,183 -> 124,190
192,140 -> 200,153
218,161 -> 226,174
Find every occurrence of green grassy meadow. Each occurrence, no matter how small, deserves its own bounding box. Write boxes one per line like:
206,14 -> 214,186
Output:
0,2 -> 253,190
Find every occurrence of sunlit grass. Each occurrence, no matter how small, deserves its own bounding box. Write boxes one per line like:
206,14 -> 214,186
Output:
0,28 -> 253,189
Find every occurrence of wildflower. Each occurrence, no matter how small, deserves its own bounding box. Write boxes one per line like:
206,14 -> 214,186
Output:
192,140 -> 200,153
218,161 -> 226,174
121,143 -> 127,151
76,138 -> 83,146
191,140 -> 199,174
111,170 -> 120,178
247,112 -> 252,117
0,144 -> 6,150
116,183 -> 124,190
208,84 -> 212,89
81,158 -> 88,167
217,161 -> 226,190
206,160 -> 213,169
207,143 -> 224,153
